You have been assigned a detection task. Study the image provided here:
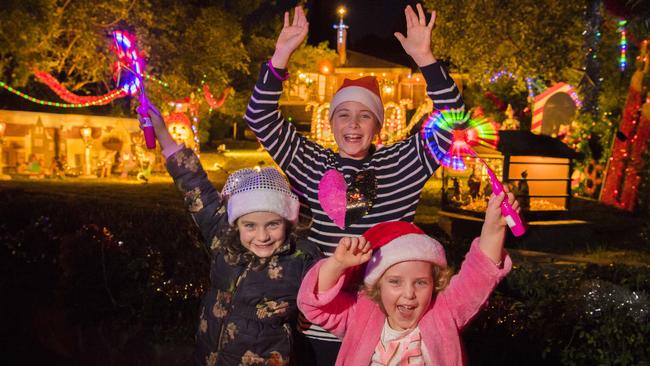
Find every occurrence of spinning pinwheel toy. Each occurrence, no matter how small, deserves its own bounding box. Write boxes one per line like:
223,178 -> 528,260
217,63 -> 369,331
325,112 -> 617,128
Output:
112,30 -> 156,149
421,110 -> 526,236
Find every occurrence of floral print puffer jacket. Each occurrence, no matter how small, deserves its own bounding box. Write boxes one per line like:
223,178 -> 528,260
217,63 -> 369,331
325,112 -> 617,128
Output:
166,148 -> 321,366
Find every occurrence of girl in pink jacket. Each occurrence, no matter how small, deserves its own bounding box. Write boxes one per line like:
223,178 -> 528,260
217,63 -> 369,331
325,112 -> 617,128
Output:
297,192 -> 516,365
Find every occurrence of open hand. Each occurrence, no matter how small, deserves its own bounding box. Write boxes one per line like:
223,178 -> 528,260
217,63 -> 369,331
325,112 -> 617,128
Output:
272,6 -> 309,68
394,3 -> 437,67
333,236 -> 372,269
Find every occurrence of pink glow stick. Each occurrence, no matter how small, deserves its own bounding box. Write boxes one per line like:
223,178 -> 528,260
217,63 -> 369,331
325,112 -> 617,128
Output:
137,86 -> 156,149
469,150 -> 526,237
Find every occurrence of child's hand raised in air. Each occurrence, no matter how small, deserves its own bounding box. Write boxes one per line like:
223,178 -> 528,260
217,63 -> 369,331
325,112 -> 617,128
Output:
479,190 -> 519,265
138,103 -> 178,151
271,6 -> 309,69
483,191 -> 519,235
333,236 -> 373,269
318,236 -> 372,292
394,3 -> 437,67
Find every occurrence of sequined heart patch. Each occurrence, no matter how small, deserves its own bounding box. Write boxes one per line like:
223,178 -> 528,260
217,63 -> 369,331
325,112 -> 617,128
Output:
318,169 -> 377,229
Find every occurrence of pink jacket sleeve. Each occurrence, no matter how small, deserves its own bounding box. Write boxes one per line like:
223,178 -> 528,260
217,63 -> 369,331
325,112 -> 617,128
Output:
436,237 -> 512,329
297,259 -> 359,339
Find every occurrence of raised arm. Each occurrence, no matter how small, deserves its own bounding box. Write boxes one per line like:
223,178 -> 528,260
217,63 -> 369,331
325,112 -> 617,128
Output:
298,236 -> 371,339
140,105 -> 227,248
394,3 -> 437,68
270,6 -> 309,69
245,6 -> 324,191
434,191 -> 515,328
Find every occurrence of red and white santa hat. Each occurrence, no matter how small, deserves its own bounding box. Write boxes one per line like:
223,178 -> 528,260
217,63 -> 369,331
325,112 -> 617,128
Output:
362,221 -> 447,286
329,76 -> 384,126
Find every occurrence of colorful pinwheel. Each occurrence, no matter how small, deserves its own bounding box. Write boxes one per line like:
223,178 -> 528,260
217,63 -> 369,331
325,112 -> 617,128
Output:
111,30 -> 145,96
420,109 -> 498,170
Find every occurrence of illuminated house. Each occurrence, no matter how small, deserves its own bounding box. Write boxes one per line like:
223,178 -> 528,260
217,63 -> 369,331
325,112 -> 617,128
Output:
0,109 -> 140,175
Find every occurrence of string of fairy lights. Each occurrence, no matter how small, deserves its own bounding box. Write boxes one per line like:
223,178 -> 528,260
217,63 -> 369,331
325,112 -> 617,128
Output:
618,19 -> 627,71
0,81 -> 126,108
0,69 -> 168,108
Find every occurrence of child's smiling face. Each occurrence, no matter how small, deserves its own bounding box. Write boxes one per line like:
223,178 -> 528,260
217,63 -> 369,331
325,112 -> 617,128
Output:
378,260 -> 434,331
330,101 -> 380,160
236,211 -> 287,258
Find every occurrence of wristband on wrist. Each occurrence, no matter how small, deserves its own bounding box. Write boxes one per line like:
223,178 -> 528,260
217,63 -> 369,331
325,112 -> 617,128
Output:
267,59 -> 290,81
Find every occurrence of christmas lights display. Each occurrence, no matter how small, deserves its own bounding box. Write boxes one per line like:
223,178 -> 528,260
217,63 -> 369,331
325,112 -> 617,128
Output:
0,81 -> 123,108
618,20 -> 627,71
489,70 -> 517,84
33,71 -> 126,105
600,41 -> 650,211
380,100 -> 409,145
203,83 -> 232,111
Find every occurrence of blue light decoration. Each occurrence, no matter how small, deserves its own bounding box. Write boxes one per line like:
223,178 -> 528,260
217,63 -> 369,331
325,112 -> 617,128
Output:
489,70 -> 517,84
111,30 -> 144,96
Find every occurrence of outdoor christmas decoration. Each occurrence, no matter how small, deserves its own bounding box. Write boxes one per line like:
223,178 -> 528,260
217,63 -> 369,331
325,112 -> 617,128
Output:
531,82 -> 582,136
600,40 -> 650,211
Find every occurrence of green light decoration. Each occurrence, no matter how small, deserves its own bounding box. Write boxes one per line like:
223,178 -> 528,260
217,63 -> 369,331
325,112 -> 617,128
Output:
144,73 -> 169,88
0,81 -> 125,108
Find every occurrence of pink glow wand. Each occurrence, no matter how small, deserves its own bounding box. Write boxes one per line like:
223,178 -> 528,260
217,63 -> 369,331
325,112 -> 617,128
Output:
137,87 -> 156,149
467,149 -> 526,236
421,110 -> 526,237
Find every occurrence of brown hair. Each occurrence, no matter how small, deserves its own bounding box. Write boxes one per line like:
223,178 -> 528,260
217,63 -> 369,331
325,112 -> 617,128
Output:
215,218 -> 300,270
364,263 -> 454,304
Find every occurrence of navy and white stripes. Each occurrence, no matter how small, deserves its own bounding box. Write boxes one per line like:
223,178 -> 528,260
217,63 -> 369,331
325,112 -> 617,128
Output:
245,60 -> 465,340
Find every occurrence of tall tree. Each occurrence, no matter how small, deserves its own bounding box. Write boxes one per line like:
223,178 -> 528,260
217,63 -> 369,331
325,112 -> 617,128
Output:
0,0 -> 155,91
425,0 -> 585,91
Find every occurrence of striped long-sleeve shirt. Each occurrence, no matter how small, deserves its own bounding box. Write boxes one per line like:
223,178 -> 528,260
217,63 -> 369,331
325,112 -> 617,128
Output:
245,61 -> 464,342
246,61 -> 464,255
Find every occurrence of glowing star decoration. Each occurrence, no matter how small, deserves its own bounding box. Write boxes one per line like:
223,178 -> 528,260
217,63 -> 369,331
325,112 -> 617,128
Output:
111,30 -> 144,96
421,110 -> 498,170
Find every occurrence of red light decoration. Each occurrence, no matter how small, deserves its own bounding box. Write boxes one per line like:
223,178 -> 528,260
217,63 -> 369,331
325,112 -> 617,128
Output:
601,41 -> 650,210
33,71 -> 126,105
203,84 -> 232,110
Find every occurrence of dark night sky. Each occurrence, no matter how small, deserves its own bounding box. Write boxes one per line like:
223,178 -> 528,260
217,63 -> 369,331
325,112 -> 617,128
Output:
304,0 -> 426,67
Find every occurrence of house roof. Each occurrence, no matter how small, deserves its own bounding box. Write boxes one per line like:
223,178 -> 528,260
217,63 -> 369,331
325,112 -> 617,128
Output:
497,131 -> 582,159
339,50 -> 410,70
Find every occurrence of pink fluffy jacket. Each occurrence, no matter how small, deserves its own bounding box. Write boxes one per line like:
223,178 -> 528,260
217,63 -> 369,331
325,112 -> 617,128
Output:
297,238 -> 512,366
